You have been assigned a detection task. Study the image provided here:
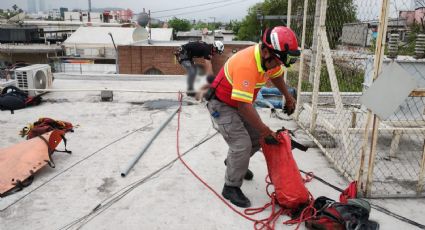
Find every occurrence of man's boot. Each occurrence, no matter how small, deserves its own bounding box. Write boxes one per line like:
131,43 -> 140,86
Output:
186,89 -> 196,97
222,185 -> 251,208
224,159 -> 253,180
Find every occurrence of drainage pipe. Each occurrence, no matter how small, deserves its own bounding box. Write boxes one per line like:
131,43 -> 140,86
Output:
121,107 -> 180,177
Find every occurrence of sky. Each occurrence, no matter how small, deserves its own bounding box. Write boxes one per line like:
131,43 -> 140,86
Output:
0,0 -> 419,22
0,0 -> 263,22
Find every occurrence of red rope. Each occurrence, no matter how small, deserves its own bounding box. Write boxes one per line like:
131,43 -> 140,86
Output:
175,93 -> 316,230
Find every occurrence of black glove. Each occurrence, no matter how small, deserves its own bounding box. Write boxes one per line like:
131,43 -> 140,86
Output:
206,74 -> 216,84
264,134 -> 279,145
283,105 -> 295,115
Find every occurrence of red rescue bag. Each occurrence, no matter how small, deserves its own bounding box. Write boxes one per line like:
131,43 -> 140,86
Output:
339,181 -> 357,203
20,117 -> 74,140
261,130 -> 310,214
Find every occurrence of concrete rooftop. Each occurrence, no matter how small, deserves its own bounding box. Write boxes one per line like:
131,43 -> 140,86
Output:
0,76 -> 424,230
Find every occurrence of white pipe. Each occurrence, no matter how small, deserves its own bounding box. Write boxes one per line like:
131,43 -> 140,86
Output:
121,107 -> 180,177
22,88 -> 193,94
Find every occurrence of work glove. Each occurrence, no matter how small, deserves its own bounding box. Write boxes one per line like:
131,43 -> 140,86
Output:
284,96 -> 296,115
264,133 -> 279,145
260,126 -> 278,145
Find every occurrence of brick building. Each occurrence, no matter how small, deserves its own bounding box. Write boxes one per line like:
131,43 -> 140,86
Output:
118,41 -> 255,75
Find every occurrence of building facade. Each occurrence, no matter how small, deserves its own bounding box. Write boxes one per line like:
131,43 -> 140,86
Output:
118,42 -> 254,75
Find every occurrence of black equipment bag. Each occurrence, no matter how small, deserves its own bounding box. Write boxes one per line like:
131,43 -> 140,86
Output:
0,86 -> 28,114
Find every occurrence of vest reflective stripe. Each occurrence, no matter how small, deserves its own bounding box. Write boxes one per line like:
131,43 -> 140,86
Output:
231,89 -> 253,102
270,66 -> 284,79
224,61 -> 233,85
254,44 -> 265,73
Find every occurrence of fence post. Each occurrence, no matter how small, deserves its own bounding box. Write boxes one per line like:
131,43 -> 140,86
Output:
361,0 -> 390,197
294,0 -> 309,119
287,0 -> 292,28
283,0 -> 292,84
309,0 -> 327,132
417,140 -> 425,195
308,0 -> 322,83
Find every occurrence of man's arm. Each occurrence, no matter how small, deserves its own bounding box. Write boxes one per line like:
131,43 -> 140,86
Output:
237,101 -> 274,138
270,76 -> 296,112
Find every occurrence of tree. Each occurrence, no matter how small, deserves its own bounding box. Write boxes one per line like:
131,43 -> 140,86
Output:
168,17 -> 192,33
236,0 -> 357,48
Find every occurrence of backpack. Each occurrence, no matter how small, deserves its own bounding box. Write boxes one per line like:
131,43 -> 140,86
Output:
305,196 -> 379,230
20,117 -> 74,140
0,86 -> 43,114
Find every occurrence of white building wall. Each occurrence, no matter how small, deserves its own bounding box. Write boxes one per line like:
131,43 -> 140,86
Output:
64,12 -> 81,21
55,63 -> 116,73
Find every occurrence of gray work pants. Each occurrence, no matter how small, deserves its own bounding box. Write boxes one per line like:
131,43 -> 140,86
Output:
180,60 -> 197,91
207,99 -> 261,187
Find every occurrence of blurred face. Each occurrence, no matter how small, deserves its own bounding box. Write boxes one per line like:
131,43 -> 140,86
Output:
261,47 -> 282,70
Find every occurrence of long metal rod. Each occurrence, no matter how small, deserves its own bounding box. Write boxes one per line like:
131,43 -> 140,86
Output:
20,88 -> 190,93
121,107 -> 180,177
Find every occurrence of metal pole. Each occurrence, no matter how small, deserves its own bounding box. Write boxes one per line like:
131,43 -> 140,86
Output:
121,107 -> 180,177
108,32 -> 119,74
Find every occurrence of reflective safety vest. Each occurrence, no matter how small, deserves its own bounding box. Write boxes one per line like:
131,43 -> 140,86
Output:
212,44 -> 284,107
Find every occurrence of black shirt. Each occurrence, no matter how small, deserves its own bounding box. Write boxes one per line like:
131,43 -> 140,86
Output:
182,41 -> 213,60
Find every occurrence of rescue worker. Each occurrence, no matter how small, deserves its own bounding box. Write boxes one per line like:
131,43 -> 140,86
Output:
206,26 -> 300,208
177,40 -> 224,97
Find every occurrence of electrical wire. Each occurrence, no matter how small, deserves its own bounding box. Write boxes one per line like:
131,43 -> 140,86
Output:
58,130 -> 219,230
154,0 -> 249,18
0,111 -> 161,212
151,0 -> 234,13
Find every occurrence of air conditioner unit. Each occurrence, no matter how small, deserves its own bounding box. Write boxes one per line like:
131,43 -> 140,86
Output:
14,64 -> 53,97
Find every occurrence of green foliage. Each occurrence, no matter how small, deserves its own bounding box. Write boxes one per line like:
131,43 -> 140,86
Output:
369,24 -> 423,56
192,21 -> 221,31
168,17 -> 192,33
0,4 -> 23,19
236,0 -> 357,48
398,23 -> 422,56
286,63 -> 364,92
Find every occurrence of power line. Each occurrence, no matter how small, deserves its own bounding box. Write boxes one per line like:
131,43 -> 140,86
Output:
154,0 -> 248,19
151,0 -> 234,13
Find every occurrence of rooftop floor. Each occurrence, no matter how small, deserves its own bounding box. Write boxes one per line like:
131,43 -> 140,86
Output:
0,76 -> 424,229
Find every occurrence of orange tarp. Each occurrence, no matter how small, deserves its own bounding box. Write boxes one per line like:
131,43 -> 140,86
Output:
0,130 -> 64,196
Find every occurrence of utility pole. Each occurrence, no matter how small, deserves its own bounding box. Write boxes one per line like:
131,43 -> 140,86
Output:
88,0 -> 92,22
209,17 -> 216,38
108,32 -> 119,74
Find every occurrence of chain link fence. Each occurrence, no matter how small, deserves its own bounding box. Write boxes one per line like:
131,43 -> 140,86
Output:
288,0 -> 425,198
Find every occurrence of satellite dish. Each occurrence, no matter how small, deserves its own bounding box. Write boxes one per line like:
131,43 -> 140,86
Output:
8,12 -> 26,23
137,12 -> 150,27
132,26 -> 149,42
